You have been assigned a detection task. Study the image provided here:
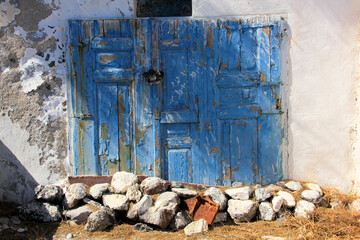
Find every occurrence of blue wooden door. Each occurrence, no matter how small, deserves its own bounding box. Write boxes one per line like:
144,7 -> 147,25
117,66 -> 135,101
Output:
69,19 -> 285,185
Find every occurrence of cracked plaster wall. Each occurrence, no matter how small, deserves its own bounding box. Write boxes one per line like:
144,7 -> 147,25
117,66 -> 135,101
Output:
0,0 -> 359,204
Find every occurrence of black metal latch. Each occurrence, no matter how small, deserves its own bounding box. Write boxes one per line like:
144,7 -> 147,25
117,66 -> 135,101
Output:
143,69 -> 164,85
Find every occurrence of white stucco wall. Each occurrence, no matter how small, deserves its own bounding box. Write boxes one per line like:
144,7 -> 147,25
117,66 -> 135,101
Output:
0,0 -> 359,201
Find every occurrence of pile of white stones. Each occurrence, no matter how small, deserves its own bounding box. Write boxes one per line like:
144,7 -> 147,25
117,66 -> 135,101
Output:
14,172 -> 359,237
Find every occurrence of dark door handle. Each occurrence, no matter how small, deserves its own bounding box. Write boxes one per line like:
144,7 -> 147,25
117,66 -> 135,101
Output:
143,69 -> 164,84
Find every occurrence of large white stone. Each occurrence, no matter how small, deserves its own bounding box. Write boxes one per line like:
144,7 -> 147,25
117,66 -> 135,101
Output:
225,186 -> 254,200
277,191 -> 296,208
64,206 -> 93,224
213,212 -> 228,223
259,202 -> 275,221
171,188 -> 197,198
64,183 -> 88,209
140,191 -> 180,229
19,202 -> 62,222
285,181 -> 303,192
227,199 -> 258,223
85,207 -> 116,232
35,185 -> 63,203
272,196 -> 284,213
305,183 -> 323,196
350,199 -> 360,212
89,183 -> 109,200
295,200 -> 316,218
170,211 -> 191,230
126,184 -> 142,202
255,188 -> 272,202
102,193 -> 129,211
300,190 -> 321,203
204,187 -> 228,211
127,195 -> 153,221
184,219 -> 208,237
140,177 -> 170,195
111,171 -> 138,194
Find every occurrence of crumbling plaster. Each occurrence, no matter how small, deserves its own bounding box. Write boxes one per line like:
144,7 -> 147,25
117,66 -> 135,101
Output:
0,0 -> 359,204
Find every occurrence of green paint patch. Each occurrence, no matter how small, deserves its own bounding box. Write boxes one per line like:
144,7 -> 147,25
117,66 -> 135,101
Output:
101,123 -> 109,140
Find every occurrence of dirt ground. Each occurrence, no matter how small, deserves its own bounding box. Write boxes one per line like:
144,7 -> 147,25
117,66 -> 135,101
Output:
2,188 -> 360,240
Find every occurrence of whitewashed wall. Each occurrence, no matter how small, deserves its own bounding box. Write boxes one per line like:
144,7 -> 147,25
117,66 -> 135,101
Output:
0,0 -> 359,203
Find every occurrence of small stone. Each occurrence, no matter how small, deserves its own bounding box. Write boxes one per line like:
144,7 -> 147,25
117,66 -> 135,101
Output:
127,195 -> 153,221
276,181 -> 286,187
17,227 -> 27,233
170,211 -> 191,230
64,206 -> 93,224
89,183 -> 110,200
0,217 -> 9,225
10,216 -> 21,225
213,212 -> 228,223
227,199 -> 258,223
134,223 -> 153,232
204,187 -> 228,211
140,177 -> 171,195
266,184 -> 283,191
285,181 -> 303,192
35,185 -> 63,203
66,233 -> 73,239
225,186 -> 254,200
232,182 -> 243,188
331,200 -> 345,209
111,171 -> 138,194
350,199 -> 360,212
277,191 -> 296,208
301,190 -> 321,203
65,183 -> 89,209
259,202 -> 275,221
184,219 -> 208,237
305,183 -> 323,196
171,188 -> 197,198
2,224 -> 9,230
276,217 -> 286,222
83,198 -> 103,208
255,188 -> 272,202
126,184 -> 142,202
171,181 -> 183,188
295,200 -> 316,218
85,207 -> 116,232
272,196 -> 284,213
68,221 -> 78,227
102,193 -> 129,211
19,202 -> 62,222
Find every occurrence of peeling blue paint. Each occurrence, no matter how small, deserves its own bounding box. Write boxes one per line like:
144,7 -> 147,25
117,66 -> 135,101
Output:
69,18 -> 286,185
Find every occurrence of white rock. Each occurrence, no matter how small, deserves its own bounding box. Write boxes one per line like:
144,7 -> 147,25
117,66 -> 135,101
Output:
305,183 -> 323,196
259,202 -> 275,221
301,190 -> 321,203
295,200 -> 316,218
331,200 -> 345,209
350,199 -> 360,212
225,186 -> 254,200
204,187 -> 228,211
64,206 -> 93,224
255,188 -> 272,202
102,193 -> 129,211
285,181 -> 303,192
140,177 -> 170,195
277,191 -> 296,208
171,188 -> 197,198
213,212 -> 228,223
171,181 -> 183,188
19,202 -> 62,222
35,185 -> 63,203
111,171 -> 138,194
227,199 -> 258,223
85,207 -> 116,232
89,183 -> 110,200
127,195 -> 153,221
17,227 -> 27,233
83,198 -> 103,208
170,211 -> 191,230
66,233 -> 74,239
266,184 -> 283,191
140,191 -> 180,229
184,219 -> 209,237
126,184 -> 142,202
64,183 -> 88,208
232,182 -> 243,188
272,196 -> 284,213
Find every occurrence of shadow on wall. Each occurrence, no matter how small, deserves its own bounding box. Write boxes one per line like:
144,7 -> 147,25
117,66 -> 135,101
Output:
0,140 -> 38,204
